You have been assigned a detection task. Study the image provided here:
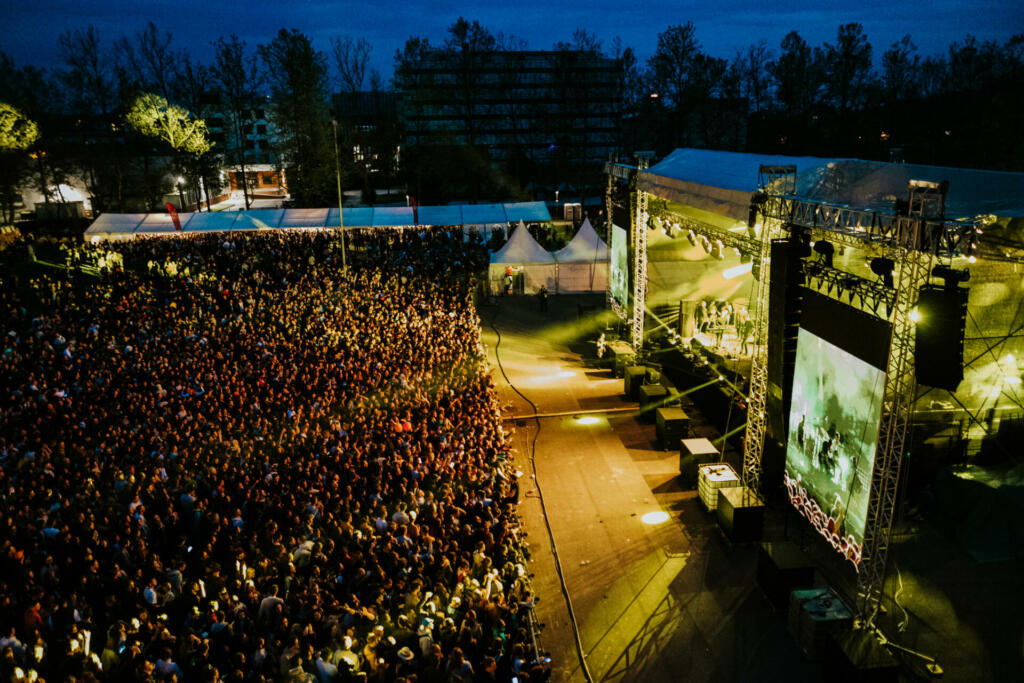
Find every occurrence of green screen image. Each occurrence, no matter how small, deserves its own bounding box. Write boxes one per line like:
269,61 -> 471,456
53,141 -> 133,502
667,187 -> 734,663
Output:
785,328 -> 886,567
610,224 -> 628,308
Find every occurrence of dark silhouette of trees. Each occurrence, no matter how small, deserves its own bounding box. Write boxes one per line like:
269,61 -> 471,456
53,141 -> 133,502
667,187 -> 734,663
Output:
259,29 -> 334,207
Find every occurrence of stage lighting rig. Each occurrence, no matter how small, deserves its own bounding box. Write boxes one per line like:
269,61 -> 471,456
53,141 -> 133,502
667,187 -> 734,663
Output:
812,239 -> 835,268
870,257 -> 896,288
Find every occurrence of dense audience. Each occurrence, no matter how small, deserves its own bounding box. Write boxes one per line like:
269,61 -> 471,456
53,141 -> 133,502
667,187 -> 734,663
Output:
0,229 -> 547,682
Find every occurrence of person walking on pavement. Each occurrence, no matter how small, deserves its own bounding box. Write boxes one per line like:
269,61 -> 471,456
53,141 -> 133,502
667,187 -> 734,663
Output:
538,284 -> 549,312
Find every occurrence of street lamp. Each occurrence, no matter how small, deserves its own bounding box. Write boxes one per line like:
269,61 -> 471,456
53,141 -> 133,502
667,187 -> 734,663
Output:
176,176 -> 186,211
331,120 -> 347,272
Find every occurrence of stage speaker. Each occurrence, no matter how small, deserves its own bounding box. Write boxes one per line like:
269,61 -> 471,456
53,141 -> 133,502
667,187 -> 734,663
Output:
766,238 -> 805,444
679,300 -> 697,337
915,284 -> 968,391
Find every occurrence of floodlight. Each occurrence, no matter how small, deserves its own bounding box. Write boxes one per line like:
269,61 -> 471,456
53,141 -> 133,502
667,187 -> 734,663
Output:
686,230 -> 697,247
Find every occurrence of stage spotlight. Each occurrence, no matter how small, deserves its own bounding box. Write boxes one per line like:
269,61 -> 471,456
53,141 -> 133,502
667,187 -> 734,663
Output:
650,216 -> 662,232
711,239 -> 725,260
871,257 -> 896,288
740,252 -> 751,264
700,236 -> 712,254
686,230 -> 697,246
813,239 -> 835,268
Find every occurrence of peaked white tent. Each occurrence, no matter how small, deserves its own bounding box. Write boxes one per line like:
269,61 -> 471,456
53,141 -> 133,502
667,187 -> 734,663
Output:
553,218 -> 609,293
489,221 -> 556,294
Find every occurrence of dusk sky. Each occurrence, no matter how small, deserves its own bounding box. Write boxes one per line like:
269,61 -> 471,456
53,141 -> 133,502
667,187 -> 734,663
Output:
5,0 -> 1022,85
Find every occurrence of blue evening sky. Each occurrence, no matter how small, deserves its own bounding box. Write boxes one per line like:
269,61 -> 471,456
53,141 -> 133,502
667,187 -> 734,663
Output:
4,0 -> 1022,85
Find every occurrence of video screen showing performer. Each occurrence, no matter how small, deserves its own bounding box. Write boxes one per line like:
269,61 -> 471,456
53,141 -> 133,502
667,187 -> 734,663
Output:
784,328 -> 886,567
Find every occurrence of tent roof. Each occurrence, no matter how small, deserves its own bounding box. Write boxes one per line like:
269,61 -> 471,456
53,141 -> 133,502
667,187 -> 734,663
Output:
185,212 -> 241,232
373,206 -> 414,226
640,148 -> 1024,221
554,217 -> 608,262
504,201 -> 551,222
136,213 -> 183,234
279,208 -> 328,229
418,205 -> 463,225
461,204 -> 508,225
233,209 -> 284,230
84,213 -> 146,236
490,221 -> 555,263
85,202 -> 553,239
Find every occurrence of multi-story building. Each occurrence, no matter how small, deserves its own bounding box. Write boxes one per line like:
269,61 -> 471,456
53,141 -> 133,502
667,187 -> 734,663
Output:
332,91 -> 402,179
396,49 -> 621,166
206,96 -> 287,196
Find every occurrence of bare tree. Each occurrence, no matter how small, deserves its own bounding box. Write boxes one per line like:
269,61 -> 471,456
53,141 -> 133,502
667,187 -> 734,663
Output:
58,26 -> 115,115
211,35 -> 264,210
882,35 -> 920,102
114,22 -> 180,100
331,36 -> 371,94
739,40 -> 773,113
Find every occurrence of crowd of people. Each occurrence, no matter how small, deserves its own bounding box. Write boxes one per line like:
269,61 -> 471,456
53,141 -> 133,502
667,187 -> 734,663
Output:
0,228 -> 548,682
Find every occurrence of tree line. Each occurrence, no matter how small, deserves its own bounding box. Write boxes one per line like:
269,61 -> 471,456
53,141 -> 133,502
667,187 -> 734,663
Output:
636,23 -> 1024,168
1,20 -> 1021,224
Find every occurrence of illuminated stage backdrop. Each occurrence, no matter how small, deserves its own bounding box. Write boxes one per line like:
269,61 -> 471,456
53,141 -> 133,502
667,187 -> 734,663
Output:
784,291 -> 891,568
610,224 -> 628,309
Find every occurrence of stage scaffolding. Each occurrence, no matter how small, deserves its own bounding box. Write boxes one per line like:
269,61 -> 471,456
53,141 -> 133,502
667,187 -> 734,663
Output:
631,152 -> 654,350
750,177 -> 977,625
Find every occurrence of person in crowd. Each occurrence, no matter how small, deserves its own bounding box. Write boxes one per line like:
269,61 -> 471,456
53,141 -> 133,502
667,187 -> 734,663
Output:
0,228 -> 549,682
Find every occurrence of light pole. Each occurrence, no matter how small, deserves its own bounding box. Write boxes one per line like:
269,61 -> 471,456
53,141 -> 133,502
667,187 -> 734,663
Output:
331,119 -> 347,272
176,176 -> 186,211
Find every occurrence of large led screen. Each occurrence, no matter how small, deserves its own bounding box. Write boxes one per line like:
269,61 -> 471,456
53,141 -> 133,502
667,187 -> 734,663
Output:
785,327 -> 886,568
610,224 -> 628,308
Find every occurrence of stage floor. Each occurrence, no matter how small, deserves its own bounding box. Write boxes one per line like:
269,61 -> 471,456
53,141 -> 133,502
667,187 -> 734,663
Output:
481,295 -> 820,683
481,294 -> 1024,683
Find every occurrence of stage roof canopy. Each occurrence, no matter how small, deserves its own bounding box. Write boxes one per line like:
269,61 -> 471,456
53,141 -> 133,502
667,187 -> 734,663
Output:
86,202 -> 552,240
640,148 -> 1024,223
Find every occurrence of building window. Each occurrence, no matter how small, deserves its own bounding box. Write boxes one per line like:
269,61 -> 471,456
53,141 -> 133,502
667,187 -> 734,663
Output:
262,174 -> 275,186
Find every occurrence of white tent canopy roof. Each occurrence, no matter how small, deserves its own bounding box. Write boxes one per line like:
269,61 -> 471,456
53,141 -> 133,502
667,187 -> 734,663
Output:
554,217 -> 608,262
639,148 -> 1024,222
490,221 -> 555,264
85,202 -> 553,240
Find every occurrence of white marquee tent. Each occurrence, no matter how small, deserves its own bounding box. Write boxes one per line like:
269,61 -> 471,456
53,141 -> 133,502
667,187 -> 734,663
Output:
553,218 -> 609,293
84,202 -> 551,241
489,221 -> 556,294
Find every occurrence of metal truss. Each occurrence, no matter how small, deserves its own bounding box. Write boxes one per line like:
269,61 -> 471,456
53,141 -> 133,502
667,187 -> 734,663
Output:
661,211 -> 758,254
802,261 -> 897,318
761,196 -> 978,259
632,153 -> 653,350
855,245 -> 931,625
741,194 -> 790,495
605,163 -> 618,314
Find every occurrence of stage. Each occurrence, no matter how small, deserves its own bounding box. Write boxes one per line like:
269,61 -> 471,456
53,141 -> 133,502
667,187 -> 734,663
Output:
481,295 -> 818,683
481,294 -> 1024,683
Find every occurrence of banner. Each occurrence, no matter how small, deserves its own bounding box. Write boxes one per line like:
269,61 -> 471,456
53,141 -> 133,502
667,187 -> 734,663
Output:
165,202 -> 182,231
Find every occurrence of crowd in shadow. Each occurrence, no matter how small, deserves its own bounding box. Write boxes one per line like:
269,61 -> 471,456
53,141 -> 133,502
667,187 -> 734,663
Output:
0,229 -> 548,682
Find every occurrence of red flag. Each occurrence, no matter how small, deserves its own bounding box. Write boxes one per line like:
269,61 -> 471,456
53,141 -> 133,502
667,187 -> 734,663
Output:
165,202 -> 183,231
410,196 -> 419,225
